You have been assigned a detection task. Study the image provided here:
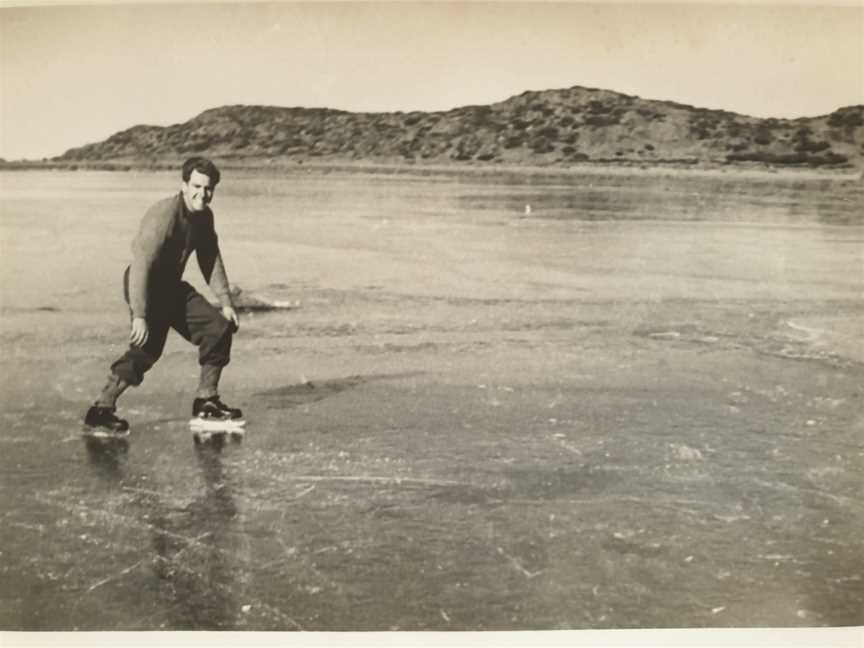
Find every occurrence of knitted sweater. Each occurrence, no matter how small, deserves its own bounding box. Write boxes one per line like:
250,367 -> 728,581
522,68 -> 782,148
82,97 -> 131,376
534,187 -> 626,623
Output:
127,193 -> 232,318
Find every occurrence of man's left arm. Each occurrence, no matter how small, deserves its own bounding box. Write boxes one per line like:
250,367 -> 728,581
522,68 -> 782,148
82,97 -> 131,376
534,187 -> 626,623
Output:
198,223 -> 239,331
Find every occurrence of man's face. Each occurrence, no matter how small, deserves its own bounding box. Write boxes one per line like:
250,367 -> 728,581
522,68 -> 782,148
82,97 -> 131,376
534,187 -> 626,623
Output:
181,169 -> 216,213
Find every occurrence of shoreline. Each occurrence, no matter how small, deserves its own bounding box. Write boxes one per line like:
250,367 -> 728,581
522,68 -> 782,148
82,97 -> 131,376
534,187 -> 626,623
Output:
1,157 -> 860,182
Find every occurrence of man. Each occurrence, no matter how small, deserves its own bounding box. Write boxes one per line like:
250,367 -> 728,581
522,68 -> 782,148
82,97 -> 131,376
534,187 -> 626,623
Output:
84,157 -> 242,432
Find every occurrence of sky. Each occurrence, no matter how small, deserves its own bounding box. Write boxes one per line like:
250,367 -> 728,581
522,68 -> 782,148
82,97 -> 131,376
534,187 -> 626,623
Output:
1,1 -> 862,161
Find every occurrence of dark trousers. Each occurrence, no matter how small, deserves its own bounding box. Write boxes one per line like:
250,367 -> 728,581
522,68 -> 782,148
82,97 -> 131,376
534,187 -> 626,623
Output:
110,269 -> 232,387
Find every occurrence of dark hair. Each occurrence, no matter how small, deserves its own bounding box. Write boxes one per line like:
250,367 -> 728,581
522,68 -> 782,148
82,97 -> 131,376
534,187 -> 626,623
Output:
181,157 -> 221,185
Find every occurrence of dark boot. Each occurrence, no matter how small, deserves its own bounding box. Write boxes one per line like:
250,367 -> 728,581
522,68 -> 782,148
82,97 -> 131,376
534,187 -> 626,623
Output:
192,396 -> 243,421
84,405 -> 130,433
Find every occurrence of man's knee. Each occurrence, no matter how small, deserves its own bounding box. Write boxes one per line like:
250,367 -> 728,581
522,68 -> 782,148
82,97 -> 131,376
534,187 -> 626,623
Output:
111,348 -> 158,386
197,316 -> 233,366
204,315 -> 232,346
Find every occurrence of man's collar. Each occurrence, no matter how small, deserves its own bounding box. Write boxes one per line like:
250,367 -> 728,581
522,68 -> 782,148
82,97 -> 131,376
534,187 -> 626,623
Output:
178,191 -> 192,222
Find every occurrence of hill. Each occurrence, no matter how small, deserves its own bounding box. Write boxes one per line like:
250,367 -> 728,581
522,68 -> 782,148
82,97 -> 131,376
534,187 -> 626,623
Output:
54,86 -> 864,170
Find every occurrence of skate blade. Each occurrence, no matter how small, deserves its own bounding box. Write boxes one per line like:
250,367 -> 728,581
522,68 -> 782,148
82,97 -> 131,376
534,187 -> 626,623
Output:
189,418 -> 246,432
82,427 -> 131,439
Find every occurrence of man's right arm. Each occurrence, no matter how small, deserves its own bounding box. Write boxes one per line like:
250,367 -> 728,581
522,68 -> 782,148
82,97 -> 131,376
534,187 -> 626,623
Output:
128,206 -> 171,321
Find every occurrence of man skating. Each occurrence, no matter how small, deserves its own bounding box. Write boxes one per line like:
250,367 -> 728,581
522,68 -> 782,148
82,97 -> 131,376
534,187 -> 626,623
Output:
84,157 -> 242,433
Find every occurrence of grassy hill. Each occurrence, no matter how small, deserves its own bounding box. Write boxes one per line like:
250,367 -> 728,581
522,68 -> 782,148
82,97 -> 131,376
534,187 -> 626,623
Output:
55,86 -> 864,170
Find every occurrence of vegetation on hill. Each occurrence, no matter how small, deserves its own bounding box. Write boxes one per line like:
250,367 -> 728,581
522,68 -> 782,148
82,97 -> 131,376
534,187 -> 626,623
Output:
53,86 -> 864,170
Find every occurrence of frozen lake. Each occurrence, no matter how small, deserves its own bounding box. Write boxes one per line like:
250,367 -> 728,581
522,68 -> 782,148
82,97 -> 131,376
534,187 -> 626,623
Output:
1,167 -> 862,630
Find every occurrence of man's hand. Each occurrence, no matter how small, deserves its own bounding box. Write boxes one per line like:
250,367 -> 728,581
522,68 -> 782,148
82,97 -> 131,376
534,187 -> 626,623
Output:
130,317 -> 149,347
222,305 -> 240,332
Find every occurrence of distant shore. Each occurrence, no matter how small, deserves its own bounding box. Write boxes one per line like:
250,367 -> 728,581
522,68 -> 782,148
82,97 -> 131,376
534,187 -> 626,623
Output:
1,157 -> 860,182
